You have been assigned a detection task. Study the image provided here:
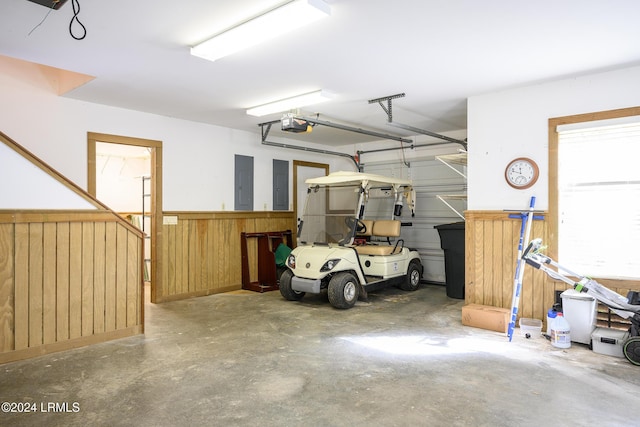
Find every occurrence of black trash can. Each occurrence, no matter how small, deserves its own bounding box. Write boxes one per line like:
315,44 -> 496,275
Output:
435,222 -> 465,299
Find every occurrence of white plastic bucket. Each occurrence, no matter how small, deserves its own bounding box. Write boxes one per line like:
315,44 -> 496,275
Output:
560,289 -> 596,345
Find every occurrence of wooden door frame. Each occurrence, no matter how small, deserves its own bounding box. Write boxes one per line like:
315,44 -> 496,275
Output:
293,160 -> 329,231
87,132 -> 163,303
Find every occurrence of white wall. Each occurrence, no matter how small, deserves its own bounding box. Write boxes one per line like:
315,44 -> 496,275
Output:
0,143 -> 95,209
467,65 -> 640,211
11,60 -> 638,215
0,62 -> 355,211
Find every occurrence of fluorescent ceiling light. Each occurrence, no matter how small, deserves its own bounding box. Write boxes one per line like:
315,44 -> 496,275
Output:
246,90 -> 332,117
191,0 -> 331,62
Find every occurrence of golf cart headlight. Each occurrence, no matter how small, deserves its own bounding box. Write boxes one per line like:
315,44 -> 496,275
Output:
320,259 -> 341,272
287,254 -> 296,269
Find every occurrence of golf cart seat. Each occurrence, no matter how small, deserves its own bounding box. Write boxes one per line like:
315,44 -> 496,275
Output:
356,219 -> 375,238
354,220 -> 403,255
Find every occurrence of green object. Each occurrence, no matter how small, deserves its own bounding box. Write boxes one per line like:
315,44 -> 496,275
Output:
275,243 -> 292,267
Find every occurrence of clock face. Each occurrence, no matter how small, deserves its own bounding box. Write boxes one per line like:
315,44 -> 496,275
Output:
505,158 -> 539,189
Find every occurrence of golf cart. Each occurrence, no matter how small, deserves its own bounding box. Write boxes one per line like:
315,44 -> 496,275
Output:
279,171 -> 423,309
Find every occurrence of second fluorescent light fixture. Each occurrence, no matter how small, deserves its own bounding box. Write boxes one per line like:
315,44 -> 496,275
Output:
246,90 -> 332,117
191,0 -> 331,62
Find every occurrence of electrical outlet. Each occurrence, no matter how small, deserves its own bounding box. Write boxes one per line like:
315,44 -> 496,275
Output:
162,216 -> 178,226
26,0 -> 68,10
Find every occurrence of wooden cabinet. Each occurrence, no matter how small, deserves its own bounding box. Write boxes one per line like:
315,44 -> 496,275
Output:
240,230 -> 293,292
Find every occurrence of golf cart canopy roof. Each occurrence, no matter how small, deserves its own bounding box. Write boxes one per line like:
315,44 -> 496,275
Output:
305,171 -> 412,188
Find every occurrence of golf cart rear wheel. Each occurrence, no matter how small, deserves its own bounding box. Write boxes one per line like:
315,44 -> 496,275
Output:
400,260 -> 422,291
279,269 -> 305,301
623,336 -> 640,366
328,272 -> 359,309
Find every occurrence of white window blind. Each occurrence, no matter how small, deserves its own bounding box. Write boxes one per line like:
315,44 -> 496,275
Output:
557,117 -> 640,280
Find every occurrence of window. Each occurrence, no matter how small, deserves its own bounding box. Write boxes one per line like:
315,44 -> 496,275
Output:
553,111 -> 640,280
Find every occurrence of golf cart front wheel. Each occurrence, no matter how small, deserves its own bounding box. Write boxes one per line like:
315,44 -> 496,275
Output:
279,269 -> 305,301
328,272 -> 359,309
623,336 -> 640,366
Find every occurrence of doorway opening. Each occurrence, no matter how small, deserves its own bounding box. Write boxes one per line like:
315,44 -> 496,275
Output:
293,160 -> 328,242
87,133 -> 163,303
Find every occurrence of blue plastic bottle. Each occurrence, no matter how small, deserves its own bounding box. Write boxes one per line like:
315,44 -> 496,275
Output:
546,308 -> 558,335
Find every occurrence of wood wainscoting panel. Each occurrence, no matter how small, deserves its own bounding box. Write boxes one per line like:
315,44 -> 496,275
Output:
29,223 -> 44,347
159,211 -> 296,302
466,211 -> 551,322
43,223 -> 57,344
115,224 -> 129,330
126,229 -> 141,328
93,221 -> 106,335
56,222 -> 70,341
0,223 -> 14,353
1,131 -> 145,363
81,222 -> 95,338
0,211 -> 144,364
14,223 -> 29,350
466,210 -> 640,324
69,222 -> 83,340
104,222 -> 118,333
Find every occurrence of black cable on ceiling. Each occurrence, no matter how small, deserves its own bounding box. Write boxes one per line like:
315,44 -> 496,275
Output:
69,0 -> 86,40
27,0 -> 86,40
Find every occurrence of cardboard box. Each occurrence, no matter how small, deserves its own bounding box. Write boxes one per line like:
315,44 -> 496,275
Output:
591,327 -> 629,358
462,304 -> 510,333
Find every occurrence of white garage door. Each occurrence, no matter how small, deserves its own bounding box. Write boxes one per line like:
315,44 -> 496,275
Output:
362,154 -> 466,283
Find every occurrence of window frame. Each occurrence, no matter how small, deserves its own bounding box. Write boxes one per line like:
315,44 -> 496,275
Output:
548,106 -> 640,288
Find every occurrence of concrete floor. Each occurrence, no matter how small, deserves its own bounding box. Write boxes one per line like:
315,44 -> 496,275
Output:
1,284 -> 639,427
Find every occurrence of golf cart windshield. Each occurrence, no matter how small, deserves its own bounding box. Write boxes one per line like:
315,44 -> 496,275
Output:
297,171 -> 414,246
298,183 -> 361,245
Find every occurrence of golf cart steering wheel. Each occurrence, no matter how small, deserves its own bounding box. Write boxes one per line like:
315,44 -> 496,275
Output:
345,217 -> 367,234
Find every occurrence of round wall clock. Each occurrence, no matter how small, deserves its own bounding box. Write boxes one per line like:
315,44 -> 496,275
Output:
504,157 -> 539,189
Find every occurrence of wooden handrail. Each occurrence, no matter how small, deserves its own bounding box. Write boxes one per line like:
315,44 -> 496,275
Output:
0,131 -> 142,236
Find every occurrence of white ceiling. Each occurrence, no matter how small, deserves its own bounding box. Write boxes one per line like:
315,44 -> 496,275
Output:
2,0 -> 640,146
